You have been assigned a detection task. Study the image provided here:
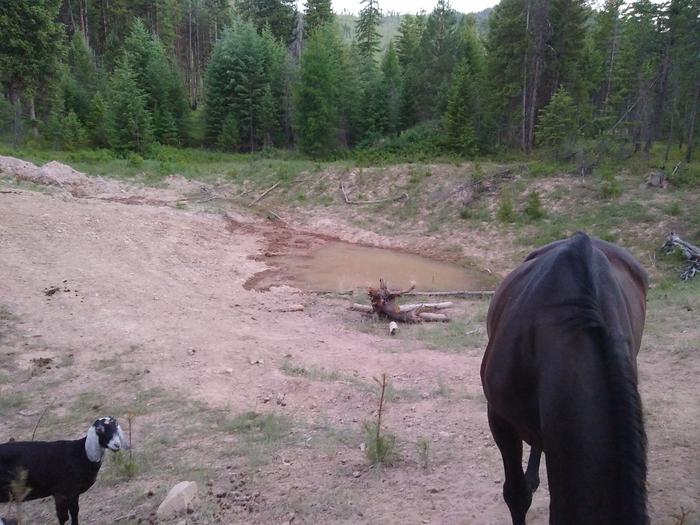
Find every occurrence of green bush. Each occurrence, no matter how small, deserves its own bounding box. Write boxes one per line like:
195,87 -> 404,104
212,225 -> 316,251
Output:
363,421 -> 397,465
523,191 -> 545,220
497,191 -> 517,222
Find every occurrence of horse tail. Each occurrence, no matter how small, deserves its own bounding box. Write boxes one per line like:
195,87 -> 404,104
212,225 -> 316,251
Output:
567,232 -> 649,525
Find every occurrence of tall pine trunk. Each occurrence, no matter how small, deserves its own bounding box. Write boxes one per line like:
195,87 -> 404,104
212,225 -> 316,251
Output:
28,96 -> 38,139
686,82 -> 700,162
9,86 -> 22,145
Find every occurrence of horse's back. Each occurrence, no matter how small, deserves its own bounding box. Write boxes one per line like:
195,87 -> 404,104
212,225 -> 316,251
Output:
481,232 -> 648,444
481,232 -> 649,524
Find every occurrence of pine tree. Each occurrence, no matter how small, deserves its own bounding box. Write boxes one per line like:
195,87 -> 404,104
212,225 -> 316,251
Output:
484,0 -> 527,146
204,22 -> 286,151
218,113 -> 241,150
395,14 -> 426,128
123,19 -> 190,145
0,0 -> 64,141
234,0 -> 298,46
444,61 -> 478,156
548,0 -> 589,103
380,43 -> 402,135
356,0 -> 382,62
60,33 -> 101,124
536,86 -> 578,150
86,92 -> 109,148
294,24 -> 342,156
414,0 -> 460,121
105,58 -> 154,153
304,0 -> 334,37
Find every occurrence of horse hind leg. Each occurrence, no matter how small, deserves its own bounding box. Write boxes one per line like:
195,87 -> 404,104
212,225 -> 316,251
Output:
488,406 -> 534,525
525,446 -> 542,493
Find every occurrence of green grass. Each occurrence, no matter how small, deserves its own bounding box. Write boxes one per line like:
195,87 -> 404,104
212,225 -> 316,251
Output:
0,392 -> 28,413
409,318 -> 486,353
223,411 -> 292,467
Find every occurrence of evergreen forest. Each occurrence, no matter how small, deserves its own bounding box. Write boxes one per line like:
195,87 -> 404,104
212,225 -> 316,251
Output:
0,0 -> 698,164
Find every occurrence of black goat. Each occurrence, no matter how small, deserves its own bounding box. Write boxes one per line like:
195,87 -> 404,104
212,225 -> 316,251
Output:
0,417 -> 127,525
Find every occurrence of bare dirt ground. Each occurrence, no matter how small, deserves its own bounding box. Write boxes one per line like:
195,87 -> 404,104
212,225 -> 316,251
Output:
0,160 -> 698,525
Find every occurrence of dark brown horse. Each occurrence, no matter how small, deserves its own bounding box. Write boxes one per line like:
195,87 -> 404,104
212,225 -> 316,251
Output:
481,232 -> 649,524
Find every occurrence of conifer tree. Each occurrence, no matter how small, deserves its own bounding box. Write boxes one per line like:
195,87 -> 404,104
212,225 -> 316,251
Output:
204,22 -> 286,151
0,0 -> 64,141
395,14 -> 426,128
356,0 -> 382,62
294,24 -> 342,156
304,0 -> 334,37
444,61 -> 478,156
379,43 -> 402,135
536,85 -> 578,149
105,58 -> 154,153
123,19 -> 190,145
414,0 -> 460,120
235,0 -> 298,45
87,93 -> 109,148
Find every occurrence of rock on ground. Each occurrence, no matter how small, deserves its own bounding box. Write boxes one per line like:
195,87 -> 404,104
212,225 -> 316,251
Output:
157,481 -> 199,519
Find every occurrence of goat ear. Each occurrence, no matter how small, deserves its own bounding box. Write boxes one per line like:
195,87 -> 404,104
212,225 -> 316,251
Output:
117,424 -> 130,450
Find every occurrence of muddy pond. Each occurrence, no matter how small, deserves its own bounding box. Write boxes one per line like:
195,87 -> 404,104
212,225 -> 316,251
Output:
278,241 -> 493,292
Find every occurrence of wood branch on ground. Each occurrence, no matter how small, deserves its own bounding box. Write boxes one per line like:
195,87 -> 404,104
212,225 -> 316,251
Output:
362,278 -> 451,323
340,182 -> 408,205
249,181 -> 281,207
351,301 -> 453,312
663,232 -> 700,280
404,290 -> 494,298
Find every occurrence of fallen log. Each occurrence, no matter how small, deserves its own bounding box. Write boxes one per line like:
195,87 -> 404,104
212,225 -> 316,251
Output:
417,312 -> 449,322
404,290 -> 494,298
364,278 -> 452,323
663,232 -> 700,280
340,182 -> 408,205
351,304 -> 449,322
351,301 -> 453,312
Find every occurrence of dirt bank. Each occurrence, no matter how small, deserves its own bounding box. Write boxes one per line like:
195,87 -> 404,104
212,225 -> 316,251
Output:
0,164 -> 698,524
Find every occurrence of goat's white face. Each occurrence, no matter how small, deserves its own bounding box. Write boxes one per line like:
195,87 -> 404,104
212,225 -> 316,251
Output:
93,417 -> 129,451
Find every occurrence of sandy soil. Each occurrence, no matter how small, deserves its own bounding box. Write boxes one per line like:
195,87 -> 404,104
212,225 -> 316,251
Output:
0,165 -> 698,525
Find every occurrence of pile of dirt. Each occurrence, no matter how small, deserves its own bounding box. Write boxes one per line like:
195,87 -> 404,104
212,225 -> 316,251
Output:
0,156 -> 91,194
0,155 -> 219,206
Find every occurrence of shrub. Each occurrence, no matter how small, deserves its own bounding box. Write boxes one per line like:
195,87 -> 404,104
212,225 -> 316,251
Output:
497,191 -> 517,222
523,190 -> 545,220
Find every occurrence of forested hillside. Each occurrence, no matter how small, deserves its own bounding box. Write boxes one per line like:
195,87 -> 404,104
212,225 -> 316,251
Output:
0,0 -> 698,163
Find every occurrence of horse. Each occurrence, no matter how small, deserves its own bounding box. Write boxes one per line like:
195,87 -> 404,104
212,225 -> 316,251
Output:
480,232 -> 649,525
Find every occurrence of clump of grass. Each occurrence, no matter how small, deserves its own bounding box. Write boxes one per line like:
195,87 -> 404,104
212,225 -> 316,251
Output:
416,438 -> 430,470
523,190 -> 545,220
104,413 -> 139,482
497,191 -> 517,223
0,392 -> 28,412
664,202 -> 682,216
598,167 -> 622,199
363,373 -> 398,465
126,152 -> 144,169
226,411 -> 290,444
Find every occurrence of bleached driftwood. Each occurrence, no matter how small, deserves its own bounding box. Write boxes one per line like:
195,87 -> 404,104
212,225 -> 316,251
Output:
663,232 -> 700,280
361,278 -> 453,323
404,290 -> 494,298
351,301 -> 452,312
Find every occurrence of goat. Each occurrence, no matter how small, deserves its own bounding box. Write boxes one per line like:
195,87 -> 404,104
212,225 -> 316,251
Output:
0,417 -> 127,525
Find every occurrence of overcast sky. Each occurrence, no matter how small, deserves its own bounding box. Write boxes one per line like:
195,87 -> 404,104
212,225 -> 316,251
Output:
301,0 -> 500,16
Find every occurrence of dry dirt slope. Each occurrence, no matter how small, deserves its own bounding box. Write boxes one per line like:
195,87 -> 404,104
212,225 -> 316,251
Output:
0,173 -> 698,524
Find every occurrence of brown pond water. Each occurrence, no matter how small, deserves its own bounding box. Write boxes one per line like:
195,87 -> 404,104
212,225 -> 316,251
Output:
279,242 -> 493,292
